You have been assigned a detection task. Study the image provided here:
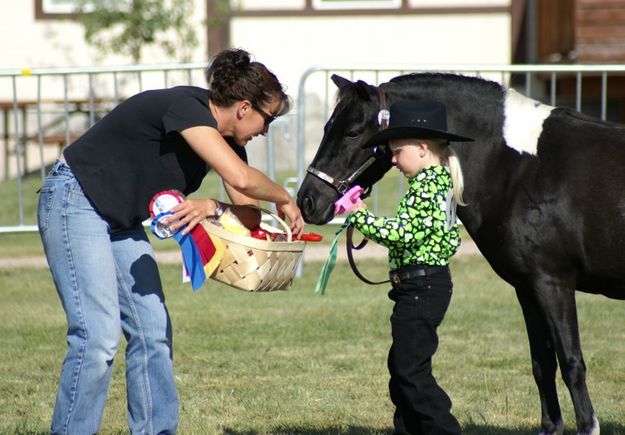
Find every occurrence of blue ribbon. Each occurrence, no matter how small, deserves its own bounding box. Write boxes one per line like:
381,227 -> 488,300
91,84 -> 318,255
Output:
172,230 -> 206,291
151,212 -> 205,291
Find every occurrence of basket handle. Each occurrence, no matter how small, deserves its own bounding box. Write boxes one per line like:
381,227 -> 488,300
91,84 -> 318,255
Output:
257,207 -> 293,242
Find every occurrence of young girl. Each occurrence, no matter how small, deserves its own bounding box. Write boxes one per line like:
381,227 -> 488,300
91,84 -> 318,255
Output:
345,99 -> 473,434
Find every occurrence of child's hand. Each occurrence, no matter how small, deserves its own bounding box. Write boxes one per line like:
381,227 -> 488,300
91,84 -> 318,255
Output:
335,185 -> 364,215
350,202 -> 367,212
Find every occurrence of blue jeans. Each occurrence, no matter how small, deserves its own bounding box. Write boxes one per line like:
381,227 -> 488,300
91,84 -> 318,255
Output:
38,160 -> 178,434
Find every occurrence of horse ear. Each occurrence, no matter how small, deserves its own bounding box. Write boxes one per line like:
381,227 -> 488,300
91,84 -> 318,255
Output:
331,74 -> 353,90
331,75 -> 373,101
354,80 -> 373,101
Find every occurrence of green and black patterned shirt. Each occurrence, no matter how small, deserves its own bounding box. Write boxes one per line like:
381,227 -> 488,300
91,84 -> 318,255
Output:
348,165 -> 461,270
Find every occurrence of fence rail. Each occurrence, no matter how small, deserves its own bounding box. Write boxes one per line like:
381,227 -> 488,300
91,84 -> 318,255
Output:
0,62 -> 295,233
2,63 -> 625,233
0,63 -> 212,232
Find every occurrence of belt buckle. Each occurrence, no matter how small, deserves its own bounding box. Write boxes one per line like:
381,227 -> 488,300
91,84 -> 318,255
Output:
390,273 -> 401,284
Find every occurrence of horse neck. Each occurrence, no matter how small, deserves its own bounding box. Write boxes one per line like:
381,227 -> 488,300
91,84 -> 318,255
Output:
382,75 -> 505,147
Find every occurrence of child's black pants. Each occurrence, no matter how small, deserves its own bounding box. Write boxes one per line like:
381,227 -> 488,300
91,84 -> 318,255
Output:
387,265 -> 462,435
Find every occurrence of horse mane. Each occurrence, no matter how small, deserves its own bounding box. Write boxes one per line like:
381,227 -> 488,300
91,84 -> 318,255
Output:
333,73 -> 505,110
386,72 -> 506,141
329,72 -> 509,148
389,72 -> 503,95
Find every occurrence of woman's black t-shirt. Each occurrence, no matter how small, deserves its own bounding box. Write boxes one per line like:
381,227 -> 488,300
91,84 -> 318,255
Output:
64,86 -> 247,228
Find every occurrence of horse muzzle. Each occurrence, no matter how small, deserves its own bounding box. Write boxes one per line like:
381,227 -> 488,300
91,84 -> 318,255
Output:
296,184 -> 336,225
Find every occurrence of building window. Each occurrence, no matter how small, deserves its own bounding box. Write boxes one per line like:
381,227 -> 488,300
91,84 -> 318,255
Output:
312,0 -> 402,9
41,0 -> 84,14
35,0 -> 129,18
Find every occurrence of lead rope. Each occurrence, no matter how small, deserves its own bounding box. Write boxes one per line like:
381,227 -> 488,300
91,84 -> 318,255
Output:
346,225 -> 390,285
315,86 -> 391,293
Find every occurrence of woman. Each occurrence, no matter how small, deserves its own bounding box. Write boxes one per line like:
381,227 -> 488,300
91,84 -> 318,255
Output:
343,100 -> 472,434
37,48 -> 303,434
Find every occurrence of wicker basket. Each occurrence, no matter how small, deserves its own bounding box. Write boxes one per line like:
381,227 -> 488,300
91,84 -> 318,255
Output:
201,209 -> 305,292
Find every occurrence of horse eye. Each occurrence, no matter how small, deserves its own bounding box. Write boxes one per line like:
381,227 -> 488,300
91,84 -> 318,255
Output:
345,130 -> 359,139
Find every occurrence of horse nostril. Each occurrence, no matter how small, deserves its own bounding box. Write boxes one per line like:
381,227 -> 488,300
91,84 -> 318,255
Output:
301,195 -> 316,217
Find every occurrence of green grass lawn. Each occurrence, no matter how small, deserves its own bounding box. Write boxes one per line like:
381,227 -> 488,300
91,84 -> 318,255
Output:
2,168 -> 624,433
2,254 -> 625,434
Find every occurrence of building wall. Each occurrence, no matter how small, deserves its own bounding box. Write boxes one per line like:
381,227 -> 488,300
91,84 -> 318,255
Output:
1,1 -> 511,98
0,1 -> 208,72
229,3 -> 511,170
231,12 -> 511,96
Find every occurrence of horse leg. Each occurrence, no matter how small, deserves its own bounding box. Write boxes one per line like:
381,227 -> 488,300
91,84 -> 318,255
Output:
531,279 -> 600,435
515,287 -> 563,435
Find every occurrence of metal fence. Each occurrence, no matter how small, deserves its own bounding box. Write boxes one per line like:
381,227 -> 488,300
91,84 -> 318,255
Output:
0,62 -> 295,232
295,64 -> 625,221
2,63 -> 625,233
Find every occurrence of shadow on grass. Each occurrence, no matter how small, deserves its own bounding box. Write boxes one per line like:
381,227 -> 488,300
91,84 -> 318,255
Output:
222,420 -> 625,435
223,428 -> 388,435
11,421 -> 625,435
464,421 -> 625,435
10,433 -> 127,435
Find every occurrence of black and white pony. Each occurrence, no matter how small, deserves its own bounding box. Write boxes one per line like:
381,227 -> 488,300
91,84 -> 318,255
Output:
297,72 -> 625,435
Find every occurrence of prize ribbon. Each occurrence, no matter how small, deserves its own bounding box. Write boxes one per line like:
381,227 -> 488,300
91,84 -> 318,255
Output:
173,229 -> 207,291
149,191 -> 225,291
151,212 -> 205,290
314,220 -> 350,295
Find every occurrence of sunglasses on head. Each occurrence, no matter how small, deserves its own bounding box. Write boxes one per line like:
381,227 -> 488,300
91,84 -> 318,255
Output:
251,102 -> 277,127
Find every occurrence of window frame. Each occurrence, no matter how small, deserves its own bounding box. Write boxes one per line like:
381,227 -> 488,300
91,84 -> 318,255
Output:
311,0 -> 402,10
35,0 -> 129,19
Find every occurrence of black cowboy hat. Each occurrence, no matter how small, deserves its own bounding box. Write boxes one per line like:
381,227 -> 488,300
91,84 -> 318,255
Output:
363,100 -> 474,147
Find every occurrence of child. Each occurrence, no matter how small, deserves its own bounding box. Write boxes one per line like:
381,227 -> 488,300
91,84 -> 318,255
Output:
344,99 -> 473,434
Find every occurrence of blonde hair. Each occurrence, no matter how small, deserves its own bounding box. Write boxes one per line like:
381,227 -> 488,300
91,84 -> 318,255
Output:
426,139 -> 466,206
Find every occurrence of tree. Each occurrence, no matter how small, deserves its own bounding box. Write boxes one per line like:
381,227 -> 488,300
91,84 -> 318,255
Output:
77,0 -> 201,63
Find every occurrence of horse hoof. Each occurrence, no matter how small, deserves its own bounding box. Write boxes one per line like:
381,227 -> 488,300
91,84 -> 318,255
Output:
538,419 -> 564,435
577,414 -> 600,435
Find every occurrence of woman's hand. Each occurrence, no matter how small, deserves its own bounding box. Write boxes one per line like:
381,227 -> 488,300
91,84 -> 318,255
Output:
163,198 -> 217,235
277,199 -> 305,237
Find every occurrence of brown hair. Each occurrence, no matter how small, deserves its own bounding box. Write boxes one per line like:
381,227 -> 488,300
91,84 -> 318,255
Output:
205,48 -> 291,116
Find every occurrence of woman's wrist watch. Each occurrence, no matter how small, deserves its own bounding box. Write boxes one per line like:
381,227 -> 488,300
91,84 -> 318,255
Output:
213,199 -> 224,218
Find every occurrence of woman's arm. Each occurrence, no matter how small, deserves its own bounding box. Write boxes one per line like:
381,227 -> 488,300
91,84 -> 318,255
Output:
224,180 -> 259,207
180,126 -> 290,203
167,125 -> 303,235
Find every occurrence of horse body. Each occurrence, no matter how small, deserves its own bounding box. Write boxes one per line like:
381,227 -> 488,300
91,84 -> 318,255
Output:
468,105 -> 625,296
297,72 -> 625,434
506,108 -> 625,290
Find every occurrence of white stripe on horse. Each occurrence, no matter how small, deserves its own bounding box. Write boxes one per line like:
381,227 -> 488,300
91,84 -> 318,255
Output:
503,88 -> 554,156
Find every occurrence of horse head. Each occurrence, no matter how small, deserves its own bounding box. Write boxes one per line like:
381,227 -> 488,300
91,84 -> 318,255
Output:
297,75 -> 393,224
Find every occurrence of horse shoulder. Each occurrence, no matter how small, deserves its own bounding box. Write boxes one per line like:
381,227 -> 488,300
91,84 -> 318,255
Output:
503,89 -> 554,156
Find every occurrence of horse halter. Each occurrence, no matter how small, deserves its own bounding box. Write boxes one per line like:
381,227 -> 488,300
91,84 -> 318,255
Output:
306,86 -> 390,194
307,86 -> 391,285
